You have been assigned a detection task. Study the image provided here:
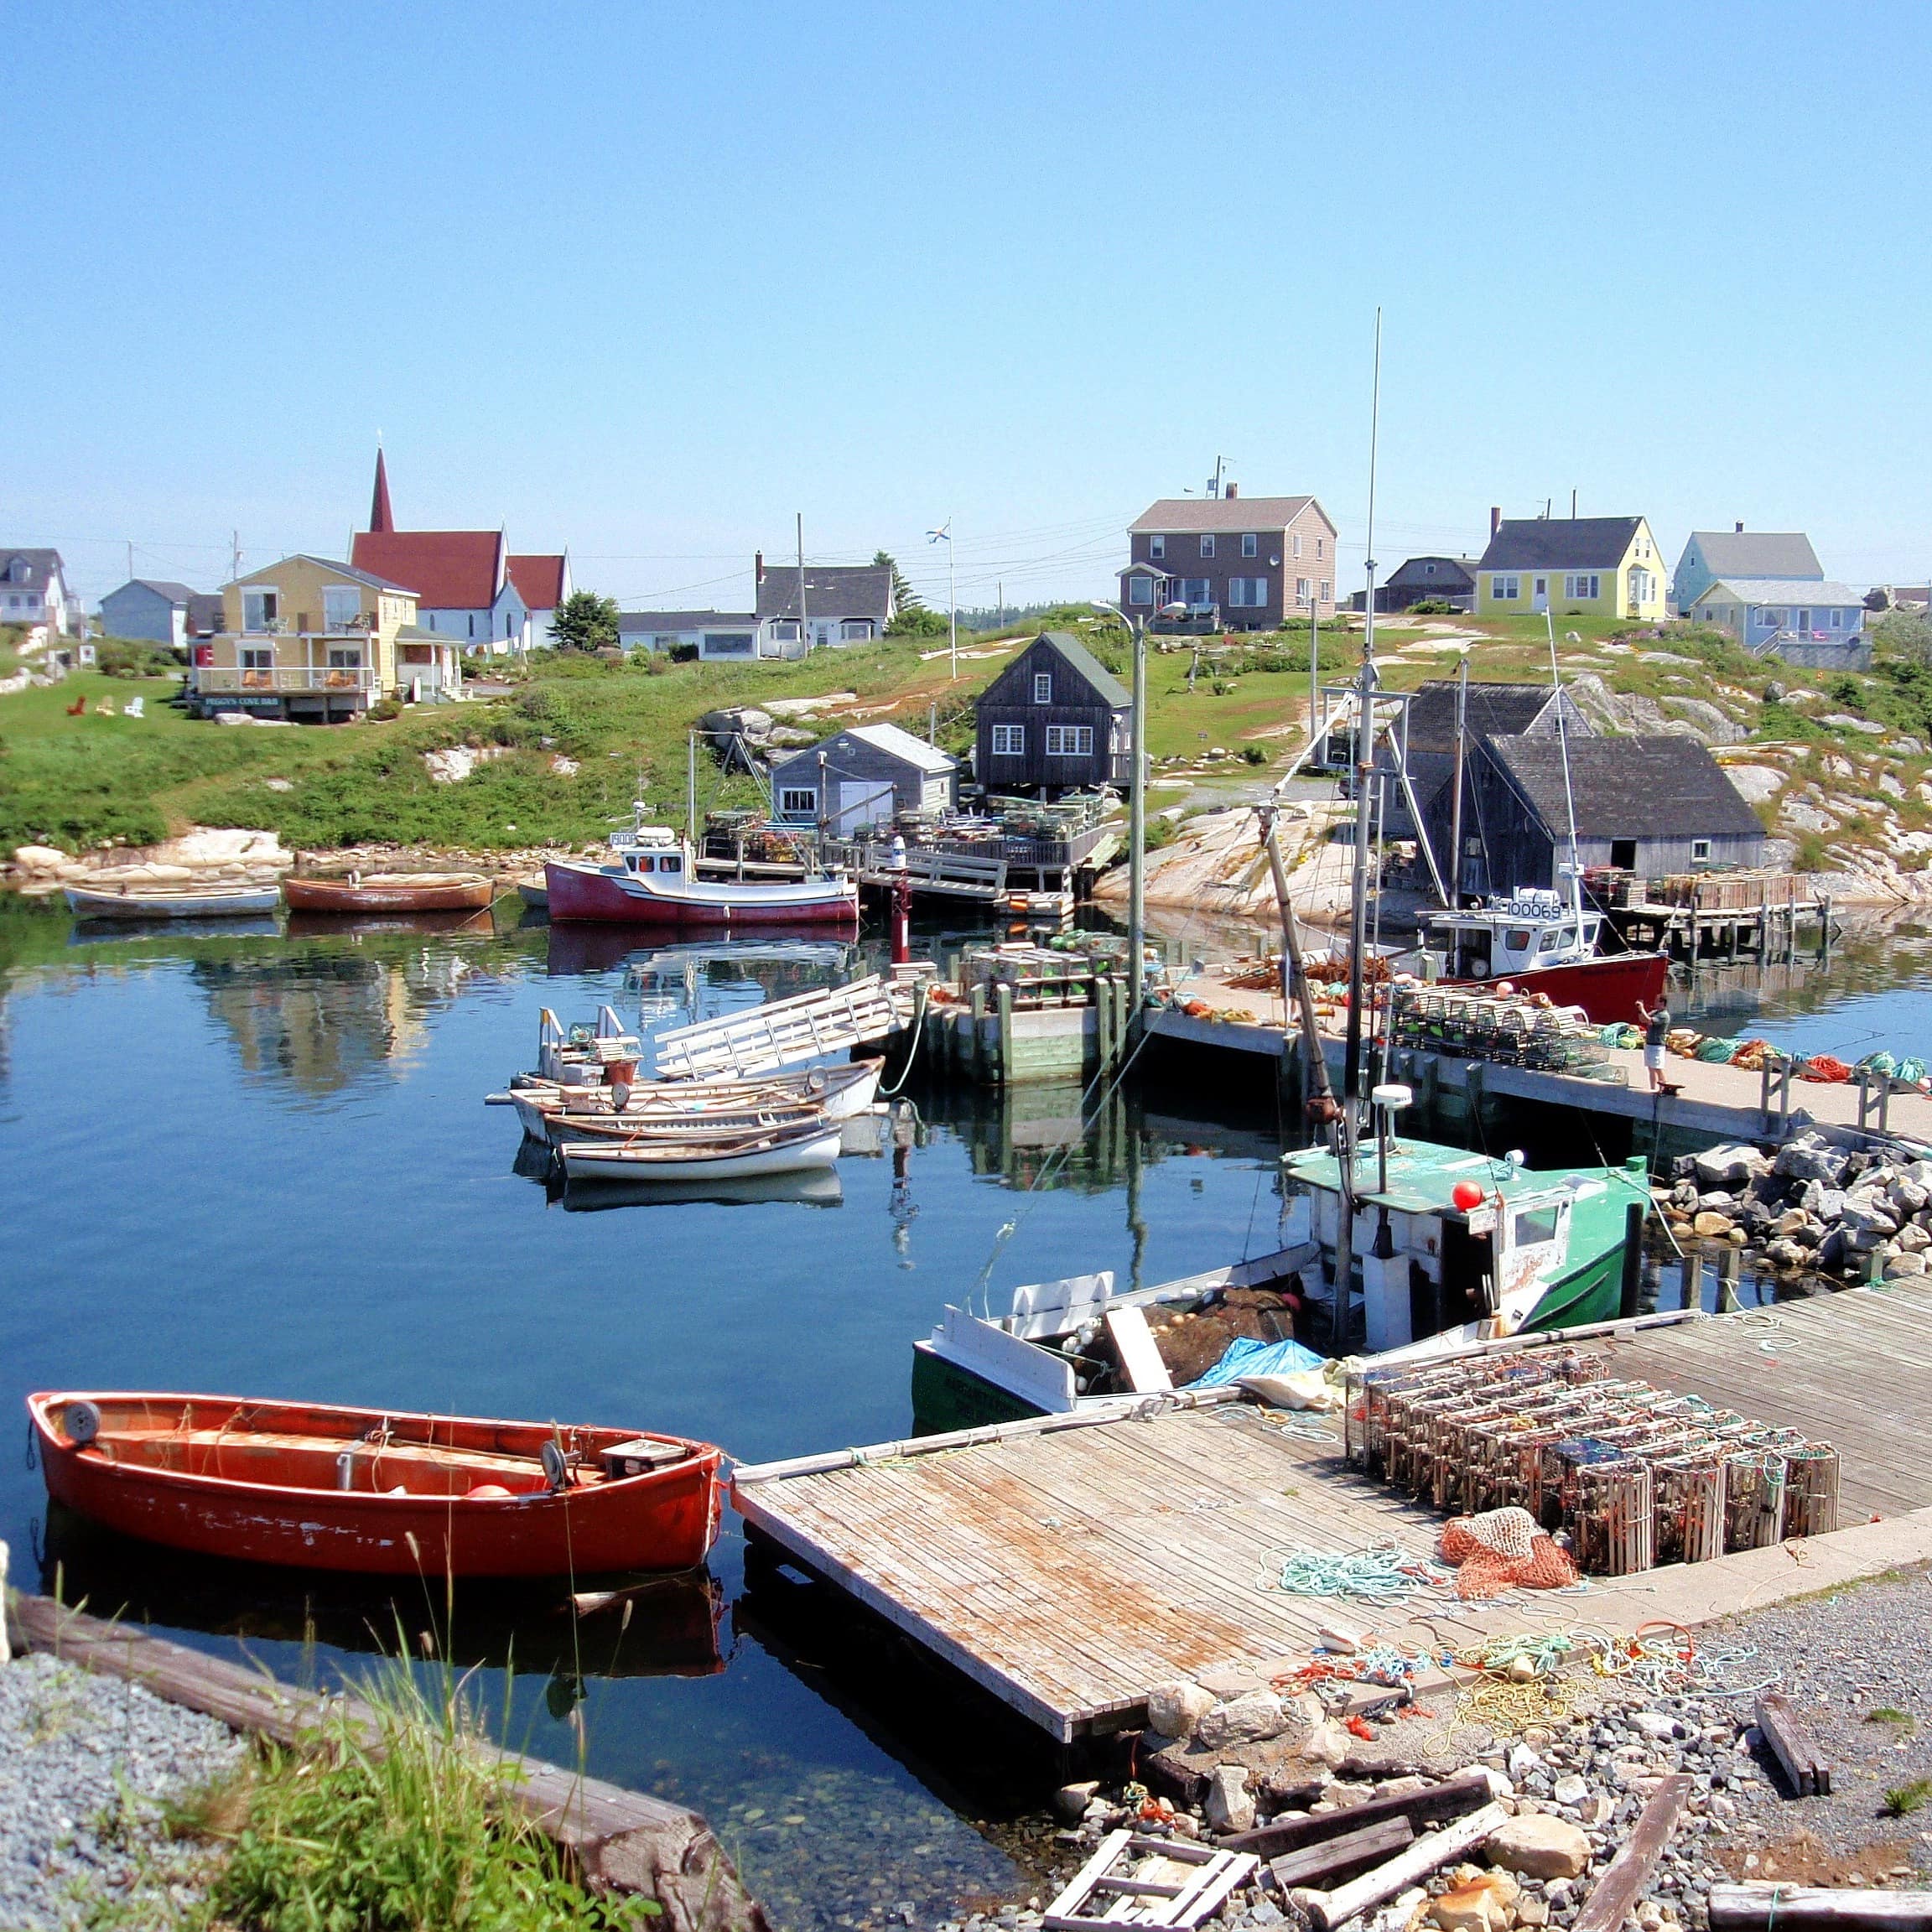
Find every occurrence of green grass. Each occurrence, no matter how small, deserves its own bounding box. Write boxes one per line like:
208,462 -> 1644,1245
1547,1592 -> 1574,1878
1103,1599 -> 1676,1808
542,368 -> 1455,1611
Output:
1867,1706 -> 1916,1727
1884,1777 -> 1932,1817
114,1661 -> 661,1932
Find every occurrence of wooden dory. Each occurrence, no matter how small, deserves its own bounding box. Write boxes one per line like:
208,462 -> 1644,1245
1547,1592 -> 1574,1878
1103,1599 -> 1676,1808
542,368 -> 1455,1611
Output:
65,883 -> 283,920
28,1392 -> 722,1578
557,1116 -> 843,1183
283,873 -> 496,913
495,1060 -> 883,1139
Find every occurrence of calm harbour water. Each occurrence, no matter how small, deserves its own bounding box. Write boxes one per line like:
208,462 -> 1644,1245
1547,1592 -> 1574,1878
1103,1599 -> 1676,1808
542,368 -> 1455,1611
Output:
0,897 -> 1925,1927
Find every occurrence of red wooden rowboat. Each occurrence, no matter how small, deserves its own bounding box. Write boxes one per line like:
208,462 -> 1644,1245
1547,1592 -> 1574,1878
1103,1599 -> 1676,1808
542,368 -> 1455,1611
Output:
29,1392 -> 722,1579
283,873 -> 496,913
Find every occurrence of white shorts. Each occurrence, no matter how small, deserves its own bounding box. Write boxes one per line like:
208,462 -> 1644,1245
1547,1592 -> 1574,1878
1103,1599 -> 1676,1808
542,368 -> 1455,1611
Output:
1644,1044 -> 1666,1072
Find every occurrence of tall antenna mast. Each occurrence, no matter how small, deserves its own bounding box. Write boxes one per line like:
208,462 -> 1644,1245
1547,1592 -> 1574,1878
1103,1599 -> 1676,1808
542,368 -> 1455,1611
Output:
1545,610 -> 1584,914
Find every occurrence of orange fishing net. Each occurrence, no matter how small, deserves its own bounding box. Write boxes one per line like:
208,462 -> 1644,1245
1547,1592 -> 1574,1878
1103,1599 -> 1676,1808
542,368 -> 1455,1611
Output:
1441,1508 -> 1580,1599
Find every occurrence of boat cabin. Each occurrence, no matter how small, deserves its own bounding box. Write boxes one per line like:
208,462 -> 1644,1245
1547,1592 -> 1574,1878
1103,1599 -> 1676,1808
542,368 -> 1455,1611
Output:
1428,888 -> 1602,981
1280,1139 -> 1647,1353
536,1005 -> 642,1086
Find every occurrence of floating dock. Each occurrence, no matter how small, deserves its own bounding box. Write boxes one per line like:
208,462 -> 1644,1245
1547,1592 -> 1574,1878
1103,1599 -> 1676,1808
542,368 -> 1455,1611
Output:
733,1282 -> 1932,1743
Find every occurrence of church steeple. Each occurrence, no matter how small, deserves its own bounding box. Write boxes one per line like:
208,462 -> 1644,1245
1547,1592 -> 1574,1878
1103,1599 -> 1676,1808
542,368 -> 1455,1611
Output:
368,446 -> 394,533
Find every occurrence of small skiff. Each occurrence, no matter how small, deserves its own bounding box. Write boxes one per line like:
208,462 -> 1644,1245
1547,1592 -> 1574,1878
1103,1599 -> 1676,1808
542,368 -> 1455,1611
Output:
536,1100 -> 826,1148
558,1116 -> 843,1184
65,883 -> 283,920
283,872 -> 496,914
493,1060 -> 883,1137
28,1391 -> 722,1578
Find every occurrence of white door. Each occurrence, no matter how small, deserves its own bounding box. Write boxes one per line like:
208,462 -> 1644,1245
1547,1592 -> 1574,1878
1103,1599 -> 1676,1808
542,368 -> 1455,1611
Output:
837,782 -> 894,833
1532,576 -> 1549,612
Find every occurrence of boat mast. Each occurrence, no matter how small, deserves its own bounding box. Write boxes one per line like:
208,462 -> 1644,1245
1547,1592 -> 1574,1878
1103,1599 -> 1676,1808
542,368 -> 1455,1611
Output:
1448,651 -> 1468,908
687,730 -> 698,844
1259,808 -> 1339,1127
1337,308 -> 1384,1353
1545,611 -> 1584,921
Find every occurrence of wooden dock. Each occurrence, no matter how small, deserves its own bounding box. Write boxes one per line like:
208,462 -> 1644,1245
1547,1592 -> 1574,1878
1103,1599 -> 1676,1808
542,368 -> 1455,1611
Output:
650,973 -> 918,1080
733,1283 -> 1932,1742
1146,979 -> 1932,1150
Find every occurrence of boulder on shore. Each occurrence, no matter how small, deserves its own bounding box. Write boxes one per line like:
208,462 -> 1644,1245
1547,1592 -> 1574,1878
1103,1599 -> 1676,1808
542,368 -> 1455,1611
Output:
1485,1813 -> 1592,1880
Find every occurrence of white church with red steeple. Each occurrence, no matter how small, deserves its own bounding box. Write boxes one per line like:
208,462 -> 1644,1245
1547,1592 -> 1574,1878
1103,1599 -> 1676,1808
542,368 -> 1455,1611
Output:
350,450 -> 572,656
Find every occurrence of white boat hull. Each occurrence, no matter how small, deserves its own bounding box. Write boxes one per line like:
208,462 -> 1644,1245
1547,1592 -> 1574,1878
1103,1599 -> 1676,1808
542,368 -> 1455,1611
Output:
504,1061 -> 882,1138
558,1125 -> 844,1184
66,886 -> 283,920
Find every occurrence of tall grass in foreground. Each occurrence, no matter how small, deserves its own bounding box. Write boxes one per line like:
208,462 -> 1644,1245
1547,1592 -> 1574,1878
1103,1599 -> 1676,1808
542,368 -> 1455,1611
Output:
148,1660 -> 659,1932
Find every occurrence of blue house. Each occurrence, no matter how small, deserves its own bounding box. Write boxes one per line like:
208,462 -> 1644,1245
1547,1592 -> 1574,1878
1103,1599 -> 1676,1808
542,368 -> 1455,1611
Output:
1685,578 -> 1870,671
1671,528 -> 1820,613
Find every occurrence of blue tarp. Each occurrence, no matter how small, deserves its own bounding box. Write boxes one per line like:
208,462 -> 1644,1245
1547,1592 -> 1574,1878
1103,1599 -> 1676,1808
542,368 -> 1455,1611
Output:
1189,1334 -> 1327,1388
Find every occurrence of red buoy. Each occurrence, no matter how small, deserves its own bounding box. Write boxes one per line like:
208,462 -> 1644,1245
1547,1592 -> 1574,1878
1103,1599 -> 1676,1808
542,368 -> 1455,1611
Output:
1452,1179 -> 1486,1211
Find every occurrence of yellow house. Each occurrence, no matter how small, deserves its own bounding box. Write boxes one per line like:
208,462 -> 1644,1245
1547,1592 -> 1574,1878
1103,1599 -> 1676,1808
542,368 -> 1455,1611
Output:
1473,516 -> 1668,622
189,554 -> 464,723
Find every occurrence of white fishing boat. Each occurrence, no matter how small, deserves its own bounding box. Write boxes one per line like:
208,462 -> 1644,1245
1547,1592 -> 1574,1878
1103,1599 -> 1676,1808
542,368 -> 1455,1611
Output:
558,1117 -> 844,1185
492,1057 -> 881,1138
535,1100 -> 825,1147
65,882 -> 283,920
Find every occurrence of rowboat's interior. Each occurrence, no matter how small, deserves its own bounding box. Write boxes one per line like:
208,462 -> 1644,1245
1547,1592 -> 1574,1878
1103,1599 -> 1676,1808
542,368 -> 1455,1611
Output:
50,1401 -> 697,1500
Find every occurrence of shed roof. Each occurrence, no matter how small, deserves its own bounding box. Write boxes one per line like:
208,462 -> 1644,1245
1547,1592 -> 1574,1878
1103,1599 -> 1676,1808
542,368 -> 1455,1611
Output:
1385,555 -> 1478,587
1401,680 -> 1571,756
506,553 -> 567,610
1685,531 -> 1821,580
617,610 -> 754,634
1695,578 -> 1865,609
351,529 -> 506,610
771,720 -> 957,777
1029,630 -> 1131,709
1478,517 -> 1644,572
1483,734 -> 1763,842
756,564 -> 893,625
1130,496 -> 1332,534
106,578 -> 200,605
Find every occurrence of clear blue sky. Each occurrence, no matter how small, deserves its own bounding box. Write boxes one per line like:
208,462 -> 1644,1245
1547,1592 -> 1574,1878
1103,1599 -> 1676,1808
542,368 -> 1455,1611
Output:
9,1 -> 1931,612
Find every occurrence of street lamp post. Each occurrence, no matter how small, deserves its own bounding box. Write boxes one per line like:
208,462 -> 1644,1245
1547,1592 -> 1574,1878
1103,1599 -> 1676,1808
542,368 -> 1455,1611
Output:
1093,593 -> 1150,1004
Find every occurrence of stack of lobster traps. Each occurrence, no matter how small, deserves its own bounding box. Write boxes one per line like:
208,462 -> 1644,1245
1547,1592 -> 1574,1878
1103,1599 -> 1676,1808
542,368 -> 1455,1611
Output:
1345,1350 -> 1838,1576
1389,984 -> 1618,1078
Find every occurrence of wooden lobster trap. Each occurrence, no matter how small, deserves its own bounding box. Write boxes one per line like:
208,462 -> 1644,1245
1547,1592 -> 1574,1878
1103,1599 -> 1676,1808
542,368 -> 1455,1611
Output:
1781,1442 -> 1841,1539
1571,1456 -> 1655,1576
1722,1448 -> 1789,1550
1652,1452 -> 1728,1565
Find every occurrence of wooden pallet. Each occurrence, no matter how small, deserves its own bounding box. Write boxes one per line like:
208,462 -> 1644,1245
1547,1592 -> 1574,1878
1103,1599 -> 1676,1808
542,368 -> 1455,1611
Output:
1044,1830 -> 1254,1929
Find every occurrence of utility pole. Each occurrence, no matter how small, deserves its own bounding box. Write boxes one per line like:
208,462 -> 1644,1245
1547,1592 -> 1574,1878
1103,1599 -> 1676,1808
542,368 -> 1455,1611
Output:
230,531 -> 242,584
126,540 -> 133,582
948,511 -> 957,678
997,579 -> 1003,631
1448,652 -> 1468,908
796,513 -> 808,656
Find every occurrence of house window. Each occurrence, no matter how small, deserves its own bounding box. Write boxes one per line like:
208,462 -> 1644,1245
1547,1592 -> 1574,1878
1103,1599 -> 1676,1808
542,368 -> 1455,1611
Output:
1149,534 -> 1165,560
1045,725 -> 1093,756
1296,578 -> 1311,603
326,647 -> 361,667
242,589 -> 279,631
1564,574 -> 1601,600
1424,563 -> 1436,577
991,724 -> 1026,756
1830,608 -> 1844,629
1033,672 -> 1052,703
1796,610 -> 1811,631
840,619 -> 875,641
1490,574 -> 1520,601
780,787 -> 818,815
1320,580 -> 1330,602
771,620 -> 801,642
241,647 -> 273,670
1292,534 -> 1302,559
1317,538 -> 1324,558
321,586 -> 361,631
1127,574 -> 1152,605
1228,578 -> 1270,607
1691,838 -> 1712,862
1199,534 -> 1216,558
1241,533 -> 1258,558
1182,578 -> 1212,606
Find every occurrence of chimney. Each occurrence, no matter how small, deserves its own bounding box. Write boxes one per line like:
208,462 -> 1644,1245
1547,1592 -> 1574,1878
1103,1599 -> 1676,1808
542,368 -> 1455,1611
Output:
1735,520 -> 1744,534
1224,482 -> 1239,500
755,550 -> 765,584
1490,506 -> 1502,538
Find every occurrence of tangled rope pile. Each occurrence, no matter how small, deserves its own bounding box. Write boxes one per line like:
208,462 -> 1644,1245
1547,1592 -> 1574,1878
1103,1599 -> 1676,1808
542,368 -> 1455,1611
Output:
1263,1544 -> 1456,1605
1440,1508 -> 1581,1599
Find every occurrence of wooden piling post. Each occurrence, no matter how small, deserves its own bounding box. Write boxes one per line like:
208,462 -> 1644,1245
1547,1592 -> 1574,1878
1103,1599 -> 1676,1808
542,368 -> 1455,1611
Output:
1717,1245 -> 1741,1313
969,983 -> 987,1083
1682,1249 -> 1706,1313
995,981 -> 1014,1088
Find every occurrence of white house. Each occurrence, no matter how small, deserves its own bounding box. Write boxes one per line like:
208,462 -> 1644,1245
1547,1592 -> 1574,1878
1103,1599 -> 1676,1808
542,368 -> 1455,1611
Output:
1,549 -> 85,636
755,557 -> 894,656
617,610 -> 761,660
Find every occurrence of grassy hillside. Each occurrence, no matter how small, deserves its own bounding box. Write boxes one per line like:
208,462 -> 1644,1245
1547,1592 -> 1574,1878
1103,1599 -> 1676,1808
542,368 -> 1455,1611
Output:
4,610 -> 1930,865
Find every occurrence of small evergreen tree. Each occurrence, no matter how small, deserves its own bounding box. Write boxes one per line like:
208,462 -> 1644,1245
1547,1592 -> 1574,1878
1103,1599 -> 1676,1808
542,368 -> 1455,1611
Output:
874,551 -> 922,612
551,590 -> 621,654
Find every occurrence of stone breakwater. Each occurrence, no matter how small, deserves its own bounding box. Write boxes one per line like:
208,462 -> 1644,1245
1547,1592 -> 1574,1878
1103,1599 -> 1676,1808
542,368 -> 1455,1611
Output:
1658,1130 -> 1932,1286
0,1650 -> 246,1929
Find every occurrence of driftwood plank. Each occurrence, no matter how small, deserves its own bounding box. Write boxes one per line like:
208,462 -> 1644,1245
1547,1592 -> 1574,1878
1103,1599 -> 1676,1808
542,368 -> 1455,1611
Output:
1709,1888 -> 1932,1932
1223,1766 -> 1494,1858
8,1594 -> 765,1932
1269,1815 -> 1415,1889
1756,1693 -> 1831,1796
1571,1774 -> 1694,1932
1293,1800 -> 1509,1932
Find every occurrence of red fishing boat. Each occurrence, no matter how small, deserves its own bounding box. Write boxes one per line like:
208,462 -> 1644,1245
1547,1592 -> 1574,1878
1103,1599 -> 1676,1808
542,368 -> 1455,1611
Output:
29,1392 -> 722,1579
1429,891 -> 1668,1026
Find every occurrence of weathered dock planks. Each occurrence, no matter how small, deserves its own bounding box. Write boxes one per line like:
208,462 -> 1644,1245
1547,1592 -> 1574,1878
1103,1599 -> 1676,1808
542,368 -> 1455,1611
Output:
735,1283 -> 1932,1742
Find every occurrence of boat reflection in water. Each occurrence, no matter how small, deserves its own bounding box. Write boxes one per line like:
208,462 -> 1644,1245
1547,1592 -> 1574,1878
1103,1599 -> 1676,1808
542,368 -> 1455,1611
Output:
69,916 -> 283,946
283,907 -> 498,941
37,1503 -> 724,1685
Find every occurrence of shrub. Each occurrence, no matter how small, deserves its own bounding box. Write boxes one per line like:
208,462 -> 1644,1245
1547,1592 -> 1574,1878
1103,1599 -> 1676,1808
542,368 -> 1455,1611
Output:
366,699 -> 402,722
1243,745 -> 1267,766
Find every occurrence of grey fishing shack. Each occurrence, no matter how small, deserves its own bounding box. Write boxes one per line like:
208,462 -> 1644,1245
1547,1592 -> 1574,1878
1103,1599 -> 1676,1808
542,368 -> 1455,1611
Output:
974,631 -> 1132,797
770,721 -> 958,834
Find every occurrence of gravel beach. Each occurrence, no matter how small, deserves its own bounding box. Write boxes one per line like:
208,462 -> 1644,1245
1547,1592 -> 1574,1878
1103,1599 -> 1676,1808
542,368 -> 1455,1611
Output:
0,1649 -> 247,1929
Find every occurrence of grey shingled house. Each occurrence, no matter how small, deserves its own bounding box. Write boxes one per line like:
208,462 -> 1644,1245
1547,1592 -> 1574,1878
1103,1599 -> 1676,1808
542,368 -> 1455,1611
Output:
974,631 -> 1131,796
770,722 -> 958,834
1436,735 -> 1766,897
